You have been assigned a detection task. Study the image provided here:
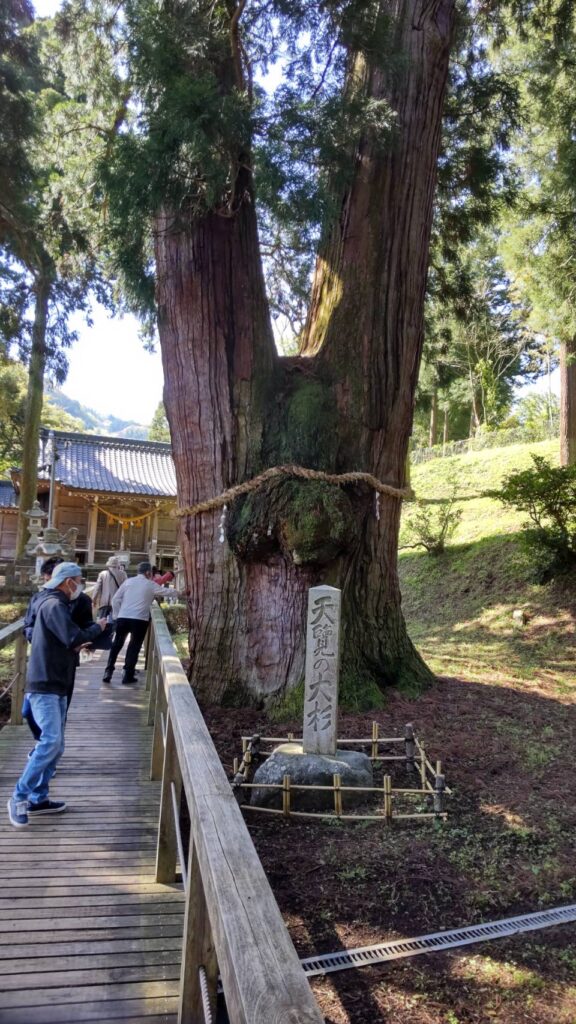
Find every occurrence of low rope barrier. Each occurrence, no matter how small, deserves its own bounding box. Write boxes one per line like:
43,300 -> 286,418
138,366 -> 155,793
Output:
172,464 -> 412,518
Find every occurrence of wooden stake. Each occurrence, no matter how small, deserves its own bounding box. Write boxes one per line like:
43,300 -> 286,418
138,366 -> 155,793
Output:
405,722 -> 416,773
371,721 -> 379,759
282,774 -> 291,817
434,773 -> 446,816
384,775 -> 392,823
419,742 -> 427,790
333,773 -> 343,817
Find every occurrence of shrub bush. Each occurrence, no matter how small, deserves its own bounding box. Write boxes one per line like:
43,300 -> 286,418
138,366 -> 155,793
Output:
496,455 -> 576,578
162,602 -> 189,636
403,482 -> 462,556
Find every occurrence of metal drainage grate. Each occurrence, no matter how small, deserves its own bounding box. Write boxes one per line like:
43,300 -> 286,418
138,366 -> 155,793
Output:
301,903 -> 576,977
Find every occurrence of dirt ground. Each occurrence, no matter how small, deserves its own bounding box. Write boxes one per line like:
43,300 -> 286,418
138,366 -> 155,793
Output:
203,671 -> 576,1024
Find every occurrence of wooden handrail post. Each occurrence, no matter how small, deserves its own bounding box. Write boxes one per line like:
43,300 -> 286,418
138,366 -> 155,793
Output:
142,622 -> 152,688
156,712 -> 183,884
11,632 -> 26,726
179,843 -> 218,1024
150,680 -> 167,781
147,650 -> 159,723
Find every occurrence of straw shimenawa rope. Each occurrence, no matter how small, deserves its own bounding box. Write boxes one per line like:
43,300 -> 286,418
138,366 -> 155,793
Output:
172,464 -> 413,518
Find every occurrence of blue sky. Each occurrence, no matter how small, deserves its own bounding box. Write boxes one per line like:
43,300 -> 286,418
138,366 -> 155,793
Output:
63,306 -> 163,425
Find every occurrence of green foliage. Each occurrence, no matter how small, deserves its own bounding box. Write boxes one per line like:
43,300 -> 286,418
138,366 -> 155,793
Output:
148,401 -> 170,442
0,357 -> 84,473
403,479 -> 462,556
508,393 -> 559,436
497,455 -> 576,577
421,230 -> 543,443
162,602 -> 188,636
400,438 -> 575,692
0,0 -> 39,232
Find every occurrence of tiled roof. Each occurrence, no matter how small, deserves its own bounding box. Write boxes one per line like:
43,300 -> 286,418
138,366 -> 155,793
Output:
0,481 -> 18,508
39,430 -> 177,498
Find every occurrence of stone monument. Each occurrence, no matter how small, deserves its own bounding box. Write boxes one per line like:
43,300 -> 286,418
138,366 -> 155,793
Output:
250,585 -> 373,811
302,586 -> 341,756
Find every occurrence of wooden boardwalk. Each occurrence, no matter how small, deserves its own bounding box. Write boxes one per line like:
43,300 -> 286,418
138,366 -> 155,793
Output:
0,646 -> 184,1023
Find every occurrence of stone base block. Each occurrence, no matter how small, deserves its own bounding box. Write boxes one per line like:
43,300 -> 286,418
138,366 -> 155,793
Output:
250,742 -> 373,812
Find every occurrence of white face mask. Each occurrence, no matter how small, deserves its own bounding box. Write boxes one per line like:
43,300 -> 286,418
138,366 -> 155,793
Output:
68,581 -> 84,600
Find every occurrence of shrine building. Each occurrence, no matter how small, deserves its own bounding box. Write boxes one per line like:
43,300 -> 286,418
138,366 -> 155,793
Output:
0,429 -> 179,568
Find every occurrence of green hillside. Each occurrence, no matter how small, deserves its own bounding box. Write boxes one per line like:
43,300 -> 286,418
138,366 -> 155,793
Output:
400,440 -> 575,692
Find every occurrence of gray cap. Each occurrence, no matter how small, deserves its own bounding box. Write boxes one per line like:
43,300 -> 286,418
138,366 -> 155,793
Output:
137,561 -> 152,574
44,562 -> 82,589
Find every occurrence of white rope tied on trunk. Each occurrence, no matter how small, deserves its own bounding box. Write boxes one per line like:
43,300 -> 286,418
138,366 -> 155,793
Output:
172,464 -> 413,519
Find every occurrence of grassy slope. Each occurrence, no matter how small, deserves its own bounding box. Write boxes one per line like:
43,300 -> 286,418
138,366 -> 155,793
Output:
400,440 -> 575,694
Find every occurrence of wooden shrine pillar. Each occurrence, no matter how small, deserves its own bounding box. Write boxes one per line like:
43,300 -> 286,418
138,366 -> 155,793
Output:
148,509 -> 159,565
87,503 -> 98,564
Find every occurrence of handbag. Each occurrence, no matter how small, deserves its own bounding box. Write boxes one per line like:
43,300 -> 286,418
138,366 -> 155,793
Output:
90,622 -> 116,651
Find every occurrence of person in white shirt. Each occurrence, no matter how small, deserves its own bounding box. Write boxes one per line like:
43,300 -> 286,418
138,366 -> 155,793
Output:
103,562 -> 166,685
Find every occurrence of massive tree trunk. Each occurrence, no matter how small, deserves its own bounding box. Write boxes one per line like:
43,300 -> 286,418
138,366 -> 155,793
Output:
16,274 -> 49,556
560,337 -> 576,466
157,0 -> 455,704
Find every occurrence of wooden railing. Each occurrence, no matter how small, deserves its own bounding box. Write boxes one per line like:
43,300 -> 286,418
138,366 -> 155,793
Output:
0,618 -> 26,725
146,604 -> 325,1024
2,605 -> 323,1022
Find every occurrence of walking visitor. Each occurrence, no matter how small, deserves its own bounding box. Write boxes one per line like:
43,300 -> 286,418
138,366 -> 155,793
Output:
91,555 -> 127,617
103,561 -> 168,686
8,562 -> 106,829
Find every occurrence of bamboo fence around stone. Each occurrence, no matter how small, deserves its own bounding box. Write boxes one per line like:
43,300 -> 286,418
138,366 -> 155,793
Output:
231,723 -> 450,824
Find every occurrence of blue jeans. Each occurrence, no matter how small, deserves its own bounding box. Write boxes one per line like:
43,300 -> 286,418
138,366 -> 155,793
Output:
13,693 -> 67,805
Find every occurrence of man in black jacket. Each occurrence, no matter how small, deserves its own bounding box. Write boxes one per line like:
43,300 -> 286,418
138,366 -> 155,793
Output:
8,562 -> 106,829
22,557 -> 95,739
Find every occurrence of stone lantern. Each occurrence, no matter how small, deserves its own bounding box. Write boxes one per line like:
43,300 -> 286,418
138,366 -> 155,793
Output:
23,501 -> 48,556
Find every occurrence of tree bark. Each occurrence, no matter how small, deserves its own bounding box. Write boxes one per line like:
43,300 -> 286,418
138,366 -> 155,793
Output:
16,274 -> 49,556
157,0 -> 455,703
560,337 -> 576,466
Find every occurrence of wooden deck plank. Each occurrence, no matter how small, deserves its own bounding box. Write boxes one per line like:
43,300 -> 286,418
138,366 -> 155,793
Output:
0,962 -> 182,990
0,952 -> 181,978
0,648 -> 184,1022
1,978 -> 180,1008
0,901 -> 184,922
0,912 -> 185,933
0,996 -> 179,1023
0,892 -> 184,911
2,935 -> 184,958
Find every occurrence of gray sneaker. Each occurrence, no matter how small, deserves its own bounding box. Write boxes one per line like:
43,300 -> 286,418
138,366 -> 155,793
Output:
7,798 -> 29,828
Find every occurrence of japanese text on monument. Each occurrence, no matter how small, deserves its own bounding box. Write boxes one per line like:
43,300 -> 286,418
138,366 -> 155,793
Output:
303,586 -> 341,756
